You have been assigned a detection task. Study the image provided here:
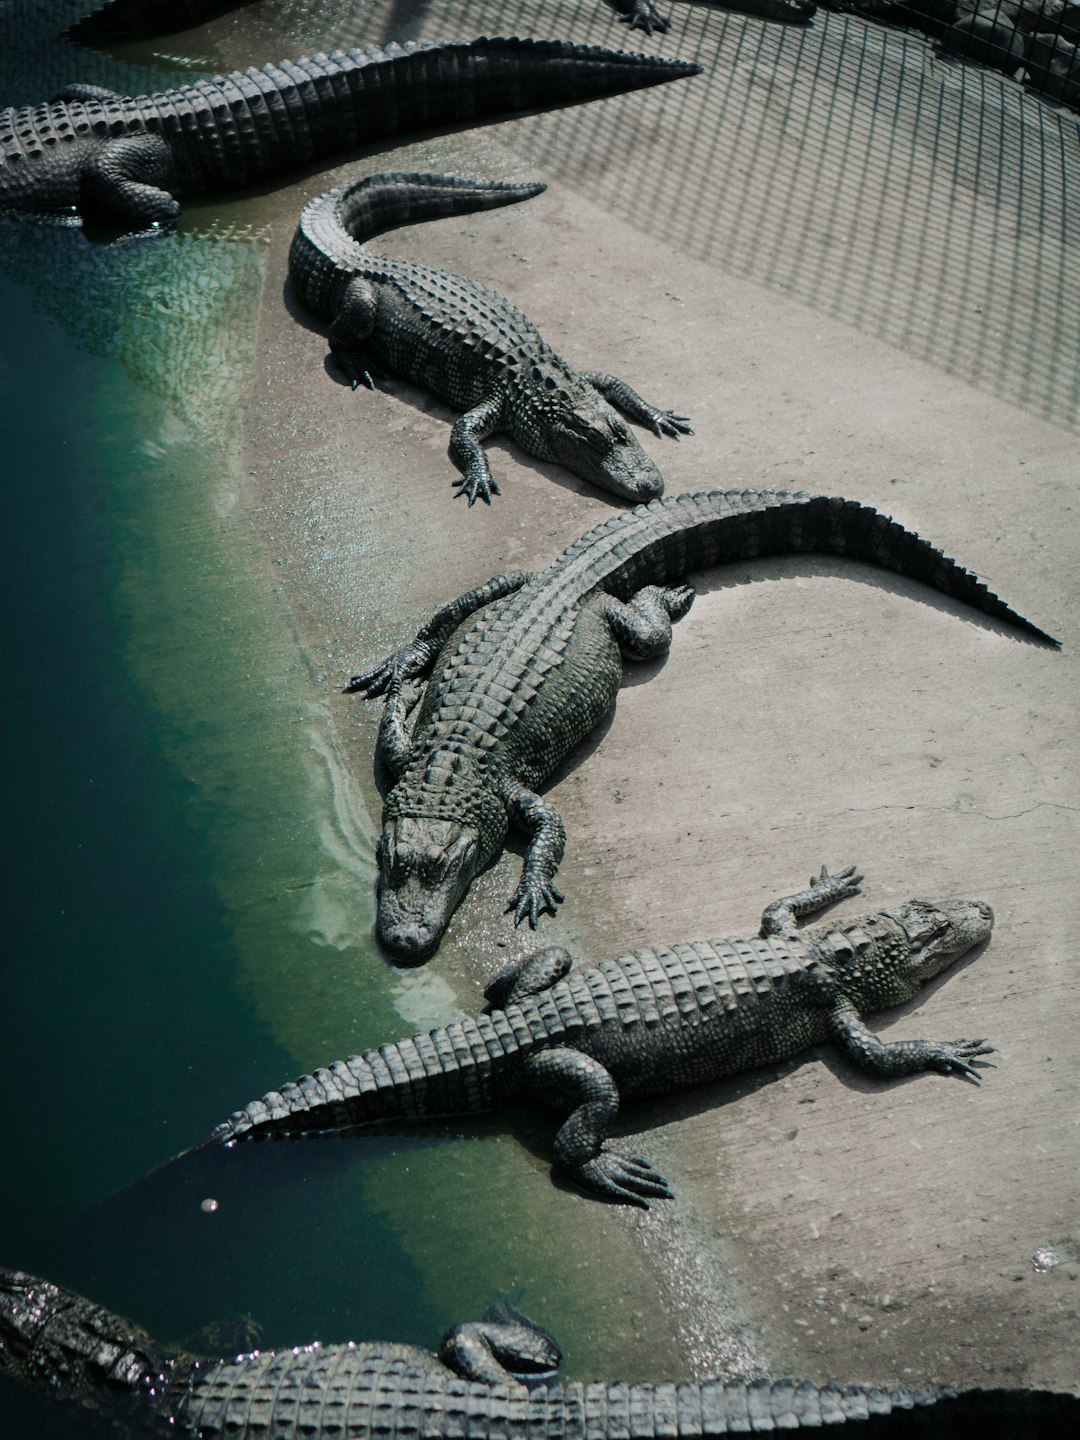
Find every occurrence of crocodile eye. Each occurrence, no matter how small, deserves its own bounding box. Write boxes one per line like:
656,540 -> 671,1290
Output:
419,845 -> 446,883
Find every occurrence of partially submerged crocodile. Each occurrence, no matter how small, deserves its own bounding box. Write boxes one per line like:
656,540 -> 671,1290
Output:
214,866 -> 996,1207
0,38 -> 699,228
342,488 -> 1056,962
3,1267 -> 1078,1437
289,171 -> 691,505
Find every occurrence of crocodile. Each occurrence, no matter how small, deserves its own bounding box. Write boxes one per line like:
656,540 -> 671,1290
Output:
0,38 -> 700,228
3,1268 -> 1078,1437
213,865 -> 996,1206
289,171 -> 692,506
66,2 -> 818,45
607,0 -> 817,36
340,487 -> 1056,962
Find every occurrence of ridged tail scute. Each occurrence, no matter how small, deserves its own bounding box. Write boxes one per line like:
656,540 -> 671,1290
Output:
345,37 -> 703,142
587,490 -> 1059,648
290,172 -> 548,304
211,1013 -> 522,1145
541,1378 -> 944,1434
331,172 -> 547,250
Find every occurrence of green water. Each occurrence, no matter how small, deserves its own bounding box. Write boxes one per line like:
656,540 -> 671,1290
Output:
0,8 -> 674,1432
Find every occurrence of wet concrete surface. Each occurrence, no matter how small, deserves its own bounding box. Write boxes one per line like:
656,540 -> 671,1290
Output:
195,0 -> 1079,1396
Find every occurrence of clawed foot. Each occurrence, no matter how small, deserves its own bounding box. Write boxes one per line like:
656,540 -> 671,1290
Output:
332,346 -> 384,391
927,1039 -> 996,1082
615,1 -> 670,35
648,408 -> 693,439
452,466 -> 501,507
342,641 -> 431,696
663,583 -> 696,621
573,1150 -> 673,1208
507,875 -> 564,928
810,863 -> 864,904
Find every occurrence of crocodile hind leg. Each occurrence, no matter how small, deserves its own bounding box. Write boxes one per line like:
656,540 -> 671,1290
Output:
518,1047 -> 672,1207
439,1315 -> 561,1385
579,371 -> 692,438
80,133 -> 178,228
374,677 -> 424,786
598,583 -> 695,660
760,864 -> 864,939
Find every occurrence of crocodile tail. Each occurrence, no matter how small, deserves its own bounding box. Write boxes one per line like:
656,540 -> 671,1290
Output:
210,1011 -> 523,1145
338,37 -> 703,147
530,1379 -> 944,1434
538,1380 -> 1079,1435
596,490 -> 1059,647
325,172 -> 545,249
290,173 -> 547,299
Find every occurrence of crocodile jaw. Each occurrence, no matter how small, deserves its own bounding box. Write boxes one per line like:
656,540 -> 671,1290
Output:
375,817 -> 482,962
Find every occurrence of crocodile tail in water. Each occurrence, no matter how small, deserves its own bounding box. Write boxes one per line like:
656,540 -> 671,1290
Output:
211,1010 -> 526,1144
290,173 -> 548,314
567,489 -> 1059,648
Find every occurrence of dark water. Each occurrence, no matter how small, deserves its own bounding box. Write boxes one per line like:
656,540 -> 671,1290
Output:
0,6 -> 664,1433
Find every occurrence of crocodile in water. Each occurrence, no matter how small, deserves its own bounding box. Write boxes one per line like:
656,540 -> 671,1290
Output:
289,171 -> 692,505
0,38 -> 700,228
2,1267 -> 1077,1437
214,866 -> 996,1207
341,487 -> 1056,962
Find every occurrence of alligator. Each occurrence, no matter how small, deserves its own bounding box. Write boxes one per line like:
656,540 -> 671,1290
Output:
339,487 -> 1056,962
213,865 -> 998,1206
289,171 -> 692,506
3,1268 -> 1078,1438
606,0 -> 817,36
65,2 -> 818,45
0,38 -> 700,228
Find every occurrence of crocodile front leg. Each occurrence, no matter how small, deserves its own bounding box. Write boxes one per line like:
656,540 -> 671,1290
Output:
828,1001 -> 995,1081
374,677 -> 424,787
579,371 -> 692,438
519,1048 -> 673,1207
448,393 -> 507,506
343,572 -> 533,696
606,1 -> 672,35
502,780 -> 566,927
760,863 -> 864,939
80,133 -> 178,228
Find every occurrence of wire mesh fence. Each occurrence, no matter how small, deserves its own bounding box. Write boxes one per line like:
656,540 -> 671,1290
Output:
36,1 -> 1080,427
